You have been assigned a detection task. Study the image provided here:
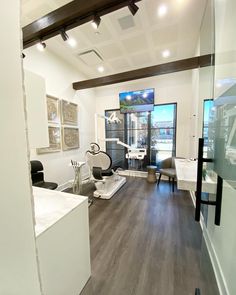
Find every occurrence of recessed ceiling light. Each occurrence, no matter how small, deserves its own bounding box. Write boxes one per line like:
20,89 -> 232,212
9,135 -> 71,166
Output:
67,38 -> 77,47
97,66 -> 104,73
162,49 -> 170,58
158,4 -> 168,17
36,41 -> 46,52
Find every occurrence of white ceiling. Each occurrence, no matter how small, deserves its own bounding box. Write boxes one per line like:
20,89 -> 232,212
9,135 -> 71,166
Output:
22,0 -> 207,79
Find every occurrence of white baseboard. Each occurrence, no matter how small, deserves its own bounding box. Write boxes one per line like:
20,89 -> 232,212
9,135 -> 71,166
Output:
118,169 -> 171,180
118,170 -> 147,178
189,191 -> 229,295
202,223 -> 229,295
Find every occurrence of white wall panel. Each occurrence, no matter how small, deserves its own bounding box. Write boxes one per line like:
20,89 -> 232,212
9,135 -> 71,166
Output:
0,1 -> 42,294
24,70 -> 49,149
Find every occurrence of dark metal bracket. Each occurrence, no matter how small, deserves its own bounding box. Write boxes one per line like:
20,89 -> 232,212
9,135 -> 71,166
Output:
195,138 -> 223,226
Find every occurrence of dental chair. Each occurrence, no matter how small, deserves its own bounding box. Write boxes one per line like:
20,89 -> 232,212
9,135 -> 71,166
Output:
86,143 -> 126,199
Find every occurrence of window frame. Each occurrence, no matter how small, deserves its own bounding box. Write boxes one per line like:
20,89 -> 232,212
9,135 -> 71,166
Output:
105,102 -> 177,170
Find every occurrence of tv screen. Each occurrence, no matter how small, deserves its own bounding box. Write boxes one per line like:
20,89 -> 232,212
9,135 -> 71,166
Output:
119,88 -> 154,113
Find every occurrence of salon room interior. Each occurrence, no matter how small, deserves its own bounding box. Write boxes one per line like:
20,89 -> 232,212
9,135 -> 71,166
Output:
1,0 -> 236,295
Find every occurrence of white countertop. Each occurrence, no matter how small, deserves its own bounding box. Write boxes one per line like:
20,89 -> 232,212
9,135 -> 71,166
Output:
33,187 -> 88,237
175,159 -> 217,194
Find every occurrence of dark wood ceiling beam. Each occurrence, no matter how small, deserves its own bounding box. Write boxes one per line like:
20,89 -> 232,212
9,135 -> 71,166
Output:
72,54 -> 214,90
23,0 -> 141,49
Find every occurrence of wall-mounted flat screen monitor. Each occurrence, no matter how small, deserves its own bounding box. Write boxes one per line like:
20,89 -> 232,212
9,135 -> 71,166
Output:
119,88 -> 154,113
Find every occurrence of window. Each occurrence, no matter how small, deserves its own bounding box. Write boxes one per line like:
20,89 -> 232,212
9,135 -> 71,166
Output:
203,99 -> 214,154
151,104 -> 177,169
105,110 -> 127,169
105,103 -> 177,171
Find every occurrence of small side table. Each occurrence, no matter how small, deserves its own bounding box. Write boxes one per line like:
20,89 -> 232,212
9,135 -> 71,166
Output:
147,165 -> 157,183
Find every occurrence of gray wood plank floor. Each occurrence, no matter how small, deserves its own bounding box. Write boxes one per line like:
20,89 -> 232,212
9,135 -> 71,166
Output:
80,177 -> 209,295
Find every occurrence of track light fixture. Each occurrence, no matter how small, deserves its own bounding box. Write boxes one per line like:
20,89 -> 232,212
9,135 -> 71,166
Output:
128,1 -> 139,16
60,29 -> 69,41
91,14 -> 101,30
36,41 -> 46,51
60,29 -> 77,47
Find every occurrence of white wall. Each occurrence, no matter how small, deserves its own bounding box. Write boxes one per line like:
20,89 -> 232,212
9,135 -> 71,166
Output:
0,0 -> 42,294
189,68 -> 200,158
23,48 -> 96,187
95,70 -> 194,158
24,70 -> 49,149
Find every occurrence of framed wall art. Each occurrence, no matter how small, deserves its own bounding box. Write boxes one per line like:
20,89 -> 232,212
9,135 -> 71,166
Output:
37,126 -> 61,154
47,95 -> 60,124
62,127 -> 80,150
61,100 -> 78,125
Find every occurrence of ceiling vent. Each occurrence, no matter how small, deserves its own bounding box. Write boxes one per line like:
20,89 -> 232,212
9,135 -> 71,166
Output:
77,49 -> 103,66
118,15 -> 135,30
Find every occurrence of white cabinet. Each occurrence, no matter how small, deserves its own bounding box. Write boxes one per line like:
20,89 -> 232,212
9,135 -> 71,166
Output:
175,158 -> 217,194
34,187 -> 91,295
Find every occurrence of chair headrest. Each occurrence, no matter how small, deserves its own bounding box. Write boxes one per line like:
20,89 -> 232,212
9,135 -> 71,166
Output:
86,151 -> 112,171
90,142 -> 100,153
30,160 -> 44,173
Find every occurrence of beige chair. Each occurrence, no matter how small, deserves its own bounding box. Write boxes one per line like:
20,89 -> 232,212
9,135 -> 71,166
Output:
157,157 -> 176,192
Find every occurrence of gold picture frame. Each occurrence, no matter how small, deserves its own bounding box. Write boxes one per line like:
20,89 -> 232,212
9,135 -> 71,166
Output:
37,126 -> 61,154
61,100 -> 78,125
62,127 -> 79,150
47,95 -> 60,124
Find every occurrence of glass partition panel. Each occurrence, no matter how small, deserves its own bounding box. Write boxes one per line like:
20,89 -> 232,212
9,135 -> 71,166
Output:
105,110 -> 125,131
126,112 -> 148,129
198,0 -> 236,294
105,110 -> 127,169
212,86 -> 236,189
127,129 -> 148,149
106,148 -> 126,168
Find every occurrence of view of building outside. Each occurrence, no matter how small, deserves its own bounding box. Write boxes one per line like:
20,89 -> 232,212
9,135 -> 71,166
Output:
151,104 -> 176,168
105,103 -> 177,171
203,99 -> 214,156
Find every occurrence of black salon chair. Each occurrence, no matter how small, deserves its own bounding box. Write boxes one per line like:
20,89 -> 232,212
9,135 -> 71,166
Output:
30,160 -> 58,190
